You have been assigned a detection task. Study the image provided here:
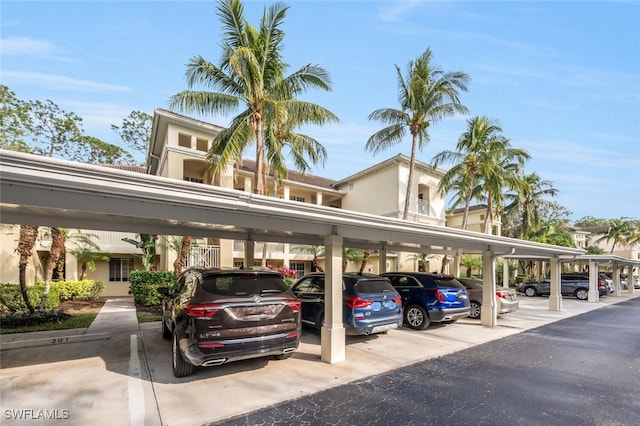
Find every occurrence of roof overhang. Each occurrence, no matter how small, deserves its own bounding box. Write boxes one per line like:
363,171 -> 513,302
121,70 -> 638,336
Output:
0,149 -> 587,259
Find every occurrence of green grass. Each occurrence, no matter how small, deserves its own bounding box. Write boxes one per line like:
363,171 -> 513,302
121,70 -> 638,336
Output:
0,313 -> 97,335
136,311 -> 162,323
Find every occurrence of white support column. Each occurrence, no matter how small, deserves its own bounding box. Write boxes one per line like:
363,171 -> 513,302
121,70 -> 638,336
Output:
321,234 -> 345,364
452,249 -> 462,277
549,257 -> 562,311
613,264 -> 621,296
316,191 -> 323,206
626,266 -> 635,295
588,260 -> 599,302
244,240 -> 255,268
283,185 -> 290,200
480,251 -> 497,327
502,258 -> 509,287
378,248 -> 387,274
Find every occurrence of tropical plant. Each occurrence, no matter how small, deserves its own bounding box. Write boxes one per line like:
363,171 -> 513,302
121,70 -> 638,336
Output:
170,0 -> 337,196
406,252 -> 429,272
530,219 -> 575,247
503,172 -> 558,239
122,234 -> 158,271
596,218 -> 632,254
367,47 -> 469,220
432,116 -> 529,233
342,247 -> 365,273
39,227 -> 67,309
585,245 -> 605,255
460,254 -> 482,278
291,245 -> 324,272
68,233 -> 109,280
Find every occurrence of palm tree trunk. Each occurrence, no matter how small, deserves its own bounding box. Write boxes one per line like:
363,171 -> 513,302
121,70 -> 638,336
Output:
173,236 -> 192,276
17,225 -> 38,314
254,115 -> 265,195
402,135 -> 418,220
41,227 -> 65,309
312,255 -> 324,272
358,250 -> 370,274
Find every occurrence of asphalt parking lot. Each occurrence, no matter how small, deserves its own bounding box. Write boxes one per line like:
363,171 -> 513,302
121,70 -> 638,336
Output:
1,293 -> 637,425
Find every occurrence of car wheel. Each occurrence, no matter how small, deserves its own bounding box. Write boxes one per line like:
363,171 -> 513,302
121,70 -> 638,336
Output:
469,301 -> 481,319
172,333 -> 194,378
162,319 -> 172,339
404,304 -> 430,330
575,288 -> 588,300
524,286 -> 537,297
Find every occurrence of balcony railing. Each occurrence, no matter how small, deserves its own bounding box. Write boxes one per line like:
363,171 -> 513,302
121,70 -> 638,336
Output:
187,245 -> 220,268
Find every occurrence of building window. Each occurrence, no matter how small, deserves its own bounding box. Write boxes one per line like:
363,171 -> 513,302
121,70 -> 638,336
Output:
290,262 -> 305,278
178,133 -> 191,148
109,258 -> 134,282
290,196 -> 305,203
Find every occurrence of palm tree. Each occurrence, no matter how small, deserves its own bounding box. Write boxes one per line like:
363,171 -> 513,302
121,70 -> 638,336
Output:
17,225 -> 38,313
460,254 -> 482,278
291,245 -> 324,272
503,172 -> 558,239
342,247 -> 365,273
69,237 -> 110,280
40,227 -> 67,309
170,0 -> 337,196
366,48 -> 469,220
597,218 -> 631,254
406,252 -> 429,271
433,116 -> 529,233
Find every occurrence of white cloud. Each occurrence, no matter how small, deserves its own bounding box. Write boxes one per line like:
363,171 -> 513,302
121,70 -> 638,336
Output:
2,71 -> 130,93
0,36 -> 58,55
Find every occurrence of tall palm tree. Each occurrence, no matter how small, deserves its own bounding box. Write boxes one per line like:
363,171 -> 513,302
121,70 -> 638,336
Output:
40,227 -> 67,309
432,116 -> 529,233
597,218 -> 631,254
367,48 -> 469,220
291,245 -> 324,272
503,172 -> 558,239
170,0 -> 337,196
17,225 -> 38,313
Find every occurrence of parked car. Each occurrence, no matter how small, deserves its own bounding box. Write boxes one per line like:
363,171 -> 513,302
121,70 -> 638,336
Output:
516,273 -> 608,300
456,277 -> 519,319
290,273 -> 403,335
158,267 -> 302,377
380,272 -> 470,330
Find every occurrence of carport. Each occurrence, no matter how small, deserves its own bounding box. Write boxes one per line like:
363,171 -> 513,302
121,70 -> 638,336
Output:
0,149 -> 595,364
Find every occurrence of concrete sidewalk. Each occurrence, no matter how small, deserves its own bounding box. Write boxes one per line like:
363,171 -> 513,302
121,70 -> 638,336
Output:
0,298 -> 138,351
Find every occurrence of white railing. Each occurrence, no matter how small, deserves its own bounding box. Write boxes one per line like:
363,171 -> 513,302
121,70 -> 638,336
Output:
187,245 -> 220,268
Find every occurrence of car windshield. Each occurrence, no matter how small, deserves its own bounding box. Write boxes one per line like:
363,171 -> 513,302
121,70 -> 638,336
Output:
201,274 -> 288,296
354,280 -> 396,294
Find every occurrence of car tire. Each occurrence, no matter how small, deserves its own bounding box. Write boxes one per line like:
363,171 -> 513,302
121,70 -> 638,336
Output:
404,304 -> 430,330
524,286 -> 537,297
575,288 -> 588,300
469,301 -> 481,319
162,319 -> 172,339
172,333 -> 194,378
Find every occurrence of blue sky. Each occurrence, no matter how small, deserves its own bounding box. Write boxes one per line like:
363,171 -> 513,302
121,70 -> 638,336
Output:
2,0 -> 639,222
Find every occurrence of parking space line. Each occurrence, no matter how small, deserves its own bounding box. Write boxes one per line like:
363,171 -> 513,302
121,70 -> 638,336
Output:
129,334 -> 145,426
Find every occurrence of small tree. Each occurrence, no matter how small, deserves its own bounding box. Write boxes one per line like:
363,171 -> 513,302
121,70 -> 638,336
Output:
291,245 -> 325,272
122,234 -> 158,271
460,255 -> 482,278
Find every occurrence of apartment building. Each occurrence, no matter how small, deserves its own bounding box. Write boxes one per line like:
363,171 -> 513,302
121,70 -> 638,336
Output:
0,109 -> 495,296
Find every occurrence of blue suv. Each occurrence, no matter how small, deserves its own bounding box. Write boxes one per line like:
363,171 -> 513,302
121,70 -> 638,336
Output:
291,273 -> 403,335
381,272 -> 470,330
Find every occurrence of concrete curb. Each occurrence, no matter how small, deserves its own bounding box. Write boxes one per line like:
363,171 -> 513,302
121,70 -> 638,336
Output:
1,332 -> 111,351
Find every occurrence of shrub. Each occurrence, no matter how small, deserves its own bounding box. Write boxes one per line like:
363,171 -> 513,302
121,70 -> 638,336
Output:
129,270 -> 175,306
53,280 -> 105,301
0,284 -> 60,312
1,309 -> 69,329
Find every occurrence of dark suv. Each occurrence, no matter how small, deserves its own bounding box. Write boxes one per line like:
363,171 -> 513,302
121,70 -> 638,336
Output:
381,272 -> 470,330
290,273 -> 403,335
517,273 -> 608,300
158,267 -> 301,377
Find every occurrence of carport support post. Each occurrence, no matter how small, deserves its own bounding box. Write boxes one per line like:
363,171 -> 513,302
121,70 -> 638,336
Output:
588,259 -> 599,302
549,257 -> 562,311
378,248 -> 387,273
480,251 -> 497,327
613,264 -> 621,296
627,266 -> 635,295
244,240 -> 255,268
321,234 -> 345,364
502,258 -> 509,287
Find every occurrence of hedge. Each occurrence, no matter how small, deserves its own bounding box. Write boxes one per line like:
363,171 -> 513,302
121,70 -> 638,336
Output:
128,270 -> 176,306
0,280 -> 104,312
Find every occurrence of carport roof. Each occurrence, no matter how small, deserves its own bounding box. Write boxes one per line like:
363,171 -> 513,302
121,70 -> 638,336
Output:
0,149 -> 585,258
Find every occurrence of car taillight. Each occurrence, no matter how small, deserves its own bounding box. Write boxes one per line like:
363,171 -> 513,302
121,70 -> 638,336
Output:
185,303 -> 220,318
597,281 -> 605,287
285,299 -> 302,313
393,295 -> 401,304
346,296 -> 374,308
198,343 -> 224,348
436,289 -> 446,302
496,291 -> 509,299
